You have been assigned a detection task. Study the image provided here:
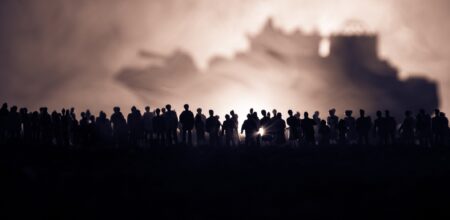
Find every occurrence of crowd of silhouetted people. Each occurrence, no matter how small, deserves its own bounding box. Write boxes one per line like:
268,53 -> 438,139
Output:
0,102 -> 449,148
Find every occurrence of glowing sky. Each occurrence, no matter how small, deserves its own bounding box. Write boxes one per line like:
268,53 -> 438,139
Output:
0,0 -> 448,114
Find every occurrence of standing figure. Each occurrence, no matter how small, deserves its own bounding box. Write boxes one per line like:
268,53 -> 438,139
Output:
344,110 -> 357,144
222,114 -> 236,147
111,107 -> 127,147
195,108 -> 206,146
301,112 -> 316,146
399,110 -> 415,145
142,106 -> 154,145
153,108 -> 165,146
241,114 -> 257,146
356,109 -> 372,146
164,104 -> 178,146
287,110 -> 300,146
206,110 -> 220,146
327,109 -> 339,144
179,104 -> 195,146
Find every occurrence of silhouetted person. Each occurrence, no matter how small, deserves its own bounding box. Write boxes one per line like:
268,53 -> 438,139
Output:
142,106 -> 154,145
20,108 -> 32,143
344,110 -> 357,144
30,111 -> 40,142
251,112 -> 261,146
153,108 -> 165,145
274,113 -> 287,144
318,120 -> 331,146
301,112 -> 316,146
416,109 -> 432,147
195,108 -> 206,145
206,110 -> 220,146
51,111 -> 63,146
385,110 -> 397,145
0,103 -> 9,143
7,106 -> 21,142
338,119 -> 347,145
399,110 -> 415,145
287,110 -> 300,145
164,104 -> 178,146
111,107 -> 127,147
179,104 -> 194,146
260,110 -> 271,143
39,107 -> 52,145
373,111 -> 387,145
356,109 -> 372,146
230,110 -> 239,145
79,112 -> 89,146
222,114 -> 236,147
439,112 -> 449,146
327,109 -> 339,144
96,111 -> 112,146
241,114 -> 257,146
128,106 -> 143,146
432,109 -> 444,145
313,111 -> 321,140
60,109 -> 71,146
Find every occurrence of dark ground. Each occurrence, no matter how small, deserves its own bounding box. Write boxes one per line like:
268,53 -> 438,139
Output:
1,144 -> 450,219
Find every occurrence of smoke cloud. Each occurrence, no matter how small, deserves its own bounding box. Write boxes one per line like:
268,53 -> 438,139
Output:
0,0 -> 448,114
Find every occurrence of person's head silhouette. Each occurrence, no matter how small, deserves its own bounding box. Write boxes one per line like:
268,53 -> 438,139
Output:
288,110 -> 293,116
261,110 -> 267,117
360,109 -> 365,117
345,110 -> 352,117
304,112 -> 309,119
209,110 -> 214,117
114,107 -> 120,113
329,108 -> 336,116
225,114 -> 230,120
376,111 -> 382,118
166,104 -> 172,111
145,106 -> 150,112
184,104 -> 189,111
156,108 -> 161,116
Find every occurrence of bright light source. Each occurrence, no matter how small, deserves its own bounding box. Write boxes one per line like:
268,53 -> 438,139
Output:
258,127 -> 265,136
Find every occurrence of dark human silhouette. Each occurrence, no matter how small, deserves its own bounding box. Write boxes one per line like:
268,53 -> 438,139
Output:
179,104 -> 194,146
327,109 -> 339,144
385,110 -> 397,145
373,111 -> 387,145
301,112 -> 316,146
153,108 -> 165,145
287,110 -> 300,145
399,110 -> 415,145
260,110 -> 271,143
111,107 -> 127,147
142,106 -> 154,145
356,109 -> 372,146
241,114 -> 257,146
318,120 -> 331,146
222,114 -> 236,147
164,104 -> 178,146
416,109 -> 432,147
230,110 -> 239,146
344,110 -> 357,144
206,110 -> 220,146
195,108 -> 206,145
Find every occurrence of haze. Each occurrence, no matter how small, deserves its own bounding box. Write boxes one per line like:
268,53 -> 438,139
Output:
0,0 -> 448,115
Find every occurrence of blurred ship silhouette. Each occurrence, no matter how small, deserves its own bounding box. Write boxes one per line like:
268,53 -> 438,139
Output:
116,18 -> 438,116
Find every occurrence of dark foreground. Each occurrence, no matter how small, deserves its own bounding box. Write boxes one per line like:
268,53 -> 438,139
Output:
2,144 -> 450,219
